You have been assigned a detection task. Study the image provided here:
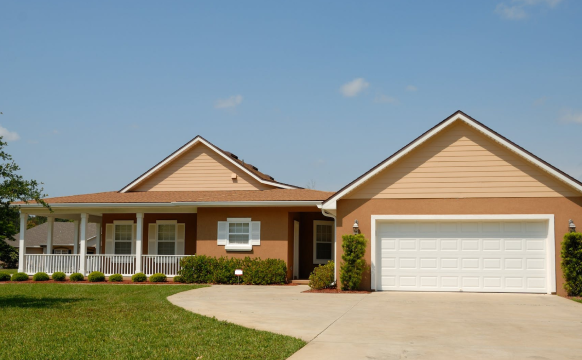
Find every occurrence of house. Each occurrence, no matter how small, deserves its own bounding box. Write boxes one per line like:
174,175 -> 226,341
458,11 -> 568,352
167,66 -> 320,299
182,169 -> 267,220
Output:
10,222 -> 97,254
16,111 -> 582,296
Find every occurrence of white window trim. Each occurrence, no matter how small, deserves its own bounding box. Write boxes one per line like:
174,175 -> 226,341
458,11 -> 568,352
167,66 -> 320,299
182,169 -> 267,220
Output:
369,214 -> 556,294
225,218 -> 252,251
313,220 -> 334,264
113,220 -> 134,255
156,220 -> 177,256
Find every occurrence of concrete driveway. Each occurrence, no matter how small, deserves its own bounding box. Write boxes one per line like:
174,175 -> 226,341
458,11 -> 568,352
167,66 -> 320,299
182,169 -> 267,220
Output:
169,285 -> 582,360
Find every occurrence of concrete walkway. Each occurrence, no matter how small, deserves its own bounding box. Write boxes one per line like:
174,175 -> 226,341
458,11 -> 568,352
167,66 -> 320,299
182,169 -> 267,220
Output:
169,285 -> 582,360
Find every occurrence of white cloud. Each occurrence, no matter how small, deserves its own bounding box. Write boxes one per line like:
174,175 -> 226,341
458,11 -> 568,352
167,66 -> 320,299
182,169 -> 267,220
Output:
406,85 -> 418,92
560,109 -> 582,124
0,125 -> 20,141
495,0 -> 562,20
214,95 -> 243,109
374,94 -> 398,104
340,78 -> 369,97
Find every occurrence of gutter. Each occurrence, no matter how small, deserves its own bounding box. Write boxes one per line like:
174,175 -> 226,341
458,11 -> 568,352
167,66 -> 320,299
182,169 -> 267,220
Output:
16,200 -> 324,208
319,205 -> 338,284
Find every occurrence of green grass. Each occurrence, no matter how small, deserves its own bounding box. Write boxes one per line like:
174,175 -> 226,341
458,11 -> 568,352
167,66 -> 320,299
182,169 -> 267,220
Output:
572,298 -> 582,304
0,268 -> 17,275
0,284 -> 305,359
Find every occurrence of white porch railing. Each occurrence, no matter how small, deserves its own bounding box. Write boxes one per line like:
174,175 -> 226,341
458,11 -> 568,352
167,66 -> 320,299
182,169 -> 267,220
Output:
24,254 -> 80,275
86,255 -> 136,276
142,255 -> 186,276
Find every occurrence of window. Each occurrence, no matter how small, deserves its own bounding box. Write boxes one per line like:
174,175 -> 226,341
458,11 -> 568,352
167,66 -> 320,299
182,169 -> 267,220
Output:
114,223 -> 133,255
53,249 -> 68,254
313,221 -> 334,264
157,223 -> 176,255
228,222 -> 250,245
217,218 -> 258,251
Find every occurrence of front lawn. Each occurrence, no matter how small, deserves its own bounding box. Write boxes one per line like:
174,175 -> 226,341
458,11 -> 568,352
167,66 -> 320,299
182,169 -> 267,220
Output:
0,284 -> 305,359
0,268 -> 17,275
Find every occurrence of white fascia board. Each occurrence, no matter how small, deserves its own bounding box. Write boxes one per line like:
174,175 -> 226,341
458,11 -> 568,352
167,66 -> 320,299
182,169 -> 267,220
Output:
323,113 -> 582,211
17,200 -> 322,209
173,201 -> 323,207
120,137 -> 298,192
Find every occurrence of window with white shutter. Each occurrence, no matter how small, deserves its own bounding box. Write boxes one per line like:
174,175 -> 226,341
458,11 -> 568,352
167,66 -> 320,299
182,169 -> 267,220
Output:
217,218 -> 259,251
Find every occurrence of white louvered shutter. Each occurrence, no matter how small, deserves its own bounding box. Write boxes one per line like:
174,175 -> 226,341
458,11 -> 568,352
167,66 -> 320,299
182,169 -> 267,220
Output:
148,223 -> 157,255
250,221 -> 261,246
105,224 -> 114,254
176,223 -> 185,255
217,221 -> 228,245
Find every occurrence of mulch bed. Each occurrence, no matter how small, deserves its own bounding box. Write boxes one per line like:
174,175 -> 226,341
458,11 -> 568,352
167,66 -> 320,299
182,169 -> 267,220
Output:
302,288 -> 371,294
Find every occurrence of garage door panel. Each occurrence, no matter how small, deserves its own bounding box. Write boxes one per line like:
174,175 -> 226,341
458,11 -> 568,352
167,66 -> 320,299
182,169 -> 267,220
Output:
378,219 -> 548,293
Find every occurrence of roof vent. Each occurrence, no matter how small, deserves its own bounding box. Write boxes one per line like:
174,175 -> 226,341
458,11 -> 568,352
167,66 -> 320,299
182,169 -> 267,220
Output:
229,153 -> 239,160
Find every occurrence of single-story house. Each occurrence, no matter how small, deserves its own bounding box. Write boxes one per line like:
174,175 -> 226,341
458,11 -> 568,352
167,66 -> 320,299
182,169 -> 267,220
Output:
16,111 -> 582,296
10,222 -> 97,254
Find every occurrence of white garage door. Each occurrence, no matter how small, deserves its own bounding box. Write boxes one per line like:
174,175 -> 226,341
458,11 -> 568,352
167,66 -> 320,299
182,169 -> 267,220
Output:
377,219 -> 550,293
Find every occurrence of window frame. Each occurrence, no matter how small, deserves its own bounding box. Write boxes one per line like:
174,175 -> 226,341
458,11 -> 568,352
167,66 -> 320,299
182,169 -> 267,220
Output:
156,220 -> 177,256
313,220 -> 334,264
53,249 -> 69,255
113,220 -> 134,255
225,218 -> 252,251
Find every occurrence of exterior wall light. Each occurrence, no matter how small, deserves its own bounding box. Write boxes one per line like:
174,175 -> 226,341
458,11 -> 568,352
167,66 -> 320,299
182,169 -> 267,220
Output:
569,219 -> 576,233
353,220 -> 359,234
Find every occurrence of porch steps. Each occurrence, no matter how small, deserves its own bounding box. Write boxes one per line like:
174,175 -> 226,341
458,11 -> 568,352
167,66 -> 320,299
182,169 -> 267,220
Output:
291,279 -> 309,285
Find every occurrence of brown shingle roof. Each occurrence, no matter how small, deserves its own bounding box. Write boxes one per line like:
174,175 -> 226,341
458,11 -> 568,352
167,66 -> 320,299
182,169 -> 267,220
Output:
20,189 -> 334,205
10,222 -> 97,247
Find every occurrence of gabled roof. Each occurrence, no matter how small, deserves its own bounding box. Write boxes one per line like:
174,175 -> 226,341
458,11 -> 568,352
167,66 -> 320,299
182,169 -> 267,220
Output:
120,135 -> 301,192
322,110 -> 582,210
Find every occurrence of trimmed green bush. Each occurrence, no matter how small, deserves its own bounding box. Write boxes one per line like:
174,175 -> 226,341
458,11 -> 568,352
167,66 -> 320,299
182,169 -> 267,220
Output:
0,272 -> 11,281
309,261 -> 335,290
132,272 -> 147,283
11,272 -> 29,281
88,271 -> 105,282
52,272 -> 66,281
109,274 -> 123,282
562,232 -> 582,296
149,273 -> 167,283
179,255 -> 287,285
173,275 -> 184,283
69,273 -> 84,282
33,272 -> 49,281
340,234 -> 368,291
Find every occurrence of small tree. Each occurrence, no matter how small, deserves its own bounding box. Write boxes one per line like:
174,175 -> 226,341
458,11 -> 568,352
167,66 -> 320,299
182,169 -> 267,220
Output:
562,232 -> 582,296
340,234 -> 367,291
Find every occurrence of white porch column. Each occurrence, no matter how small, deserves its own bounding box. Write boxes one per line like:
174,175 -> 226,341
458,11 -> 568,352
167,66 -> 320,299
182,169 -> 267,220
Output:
46,217 -> 54,254
80,213 -> 88,275
96,223 -> 102,254
18,213 -> 28,273
73,220 -> 80,255
135,213 -> 144,273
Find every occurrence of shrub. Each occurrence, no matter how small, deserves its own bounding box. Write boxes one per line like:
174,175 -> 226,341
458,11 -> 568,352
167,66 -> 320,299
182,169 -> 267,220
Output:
149,273 -> 167,283
33,272 -> 49,281
52,272 -> 66,281
109,274 -> 123,282
562,232 -> 582,296
309,261 -> 335,290
0,272 -> 11,281
340,234 -> 368,291
132,272 -> 147,282
11,272 -> 29,281
179,255 -> 287,285
88,271 -> 105,282
173,275 -> 184,283
69,273 -> 84,282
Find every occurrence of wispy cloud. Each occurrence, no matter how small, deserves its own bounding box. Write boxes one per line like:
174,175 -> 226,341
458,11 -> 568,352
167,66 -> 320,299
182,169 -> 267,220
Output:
495,0 -> 562,20
559,109 -> 582,124
340,78 -> 369,97
406,85 -> 418,92
214,95 -> 243,109
0,125 -> 20,141
374,94 -> 399,104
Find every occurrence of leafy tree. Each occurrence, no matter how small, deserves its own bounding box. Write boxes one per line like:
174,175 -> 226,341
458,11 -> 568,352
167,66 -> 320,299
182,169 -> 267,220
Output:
340,233 -> 368,291
0,137 -> 49,268
562,232 -> 582,296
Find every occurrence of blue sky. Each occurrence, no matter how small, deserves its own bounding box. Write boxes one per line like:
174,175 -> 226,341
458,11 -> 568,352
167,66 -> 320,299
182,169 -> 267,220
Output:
1,0 -> 581,197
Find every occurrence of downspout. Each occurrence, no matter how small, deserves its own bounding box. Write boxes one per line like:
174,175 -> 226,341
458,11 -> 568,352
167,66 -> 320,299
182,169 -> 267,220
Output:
320,207 -> 337,284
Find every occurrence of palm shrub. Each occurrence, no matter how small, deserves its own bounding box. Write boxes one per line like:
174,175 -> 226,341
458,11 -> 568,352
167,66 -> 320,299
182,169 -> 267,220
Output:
109,274 -> 123,282
132,272 -> 147,282
69,273 -> 84,282
88,271 -> 105,282
11,272 -> 29,281
309,261 -> 335,290
33,272 -> 49,281
0,272 -> 11,281
340,234 -> 368,291
52,272 -> 66,281
562,232 -> 582,296
149,273 -> 167,283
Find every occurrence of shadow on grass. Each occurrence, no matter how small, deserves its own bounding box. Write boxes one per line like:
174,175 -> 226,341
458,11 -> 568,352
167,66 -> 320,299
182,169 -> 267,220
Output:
0,295 -> 87,308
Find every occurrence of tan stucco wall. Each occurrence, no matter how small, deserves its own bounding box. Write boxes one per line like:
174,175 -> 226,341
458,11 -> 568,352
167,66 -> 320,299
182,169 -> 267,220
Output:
346,122 -> 579,199
335,197 -> 582,296
133,143 -> 275,191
